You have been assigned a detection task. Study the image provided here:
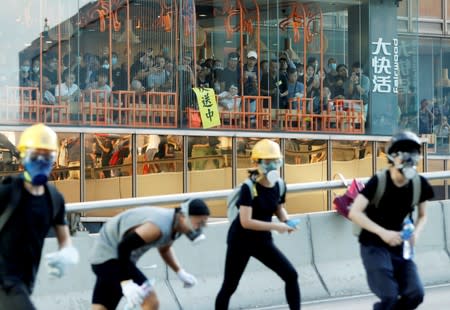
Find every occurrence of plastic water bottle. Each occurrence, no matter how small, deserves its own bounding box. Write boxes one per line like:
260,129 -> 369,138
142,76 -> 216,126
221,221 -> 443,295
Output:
401,218 -> 415,260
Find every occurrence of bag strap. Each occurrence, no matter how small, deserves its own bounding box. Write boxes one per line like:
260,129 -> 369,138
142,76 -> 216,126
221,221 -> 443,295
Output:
0,206 -> 15,233
276,178 -> 286,198
372,169 -> 387,208
243,178 -> 257,200
0,176 -> 23,233
372,169 -> 421,210
411,174 -> 421,207
46,183 -> 63,220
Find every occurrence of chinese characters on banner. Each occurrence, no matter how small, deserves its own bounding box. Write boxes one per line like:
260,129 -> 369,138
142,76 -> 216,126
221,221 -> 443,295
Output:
371,37 -> 400,94
192,87 -> 221,129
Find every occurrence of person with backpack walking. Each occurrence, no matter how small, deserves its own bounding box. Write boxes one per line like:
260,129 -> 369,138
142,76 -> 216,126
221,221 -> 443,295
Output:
215,139 -> 301,310
349,131 -> 434,310
0,123 -> 79,309
90,198 -> 210,310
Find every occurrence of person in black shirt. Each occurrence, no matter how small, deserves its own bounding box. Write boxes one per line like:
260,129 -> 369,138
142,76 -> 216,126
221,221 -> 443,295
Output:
111,52 -> 127,91
0,124 -> 79,310
219,52 -> 240,93
215,139 -> 301,310
349,131 -> 434,310
260,59 -> 289,109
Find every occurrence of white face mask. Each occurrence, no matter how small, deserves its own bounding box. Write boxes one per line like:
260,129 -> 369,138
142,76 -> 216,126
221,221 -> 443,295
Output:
266,170 -> 281,186
258,159 -> 282,186
389,151 -> 420,180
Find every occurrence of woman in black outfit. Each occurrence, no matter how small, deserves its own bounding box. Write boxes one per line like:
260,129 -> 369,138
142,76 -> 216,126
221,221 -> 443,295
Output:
215,139 -> 301,310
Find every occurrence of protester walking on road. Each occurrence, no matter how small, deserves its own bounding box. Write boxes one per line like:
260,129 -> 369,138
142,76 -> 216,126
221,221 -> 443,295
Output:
349,131 -> 434,310
215,139 -> 301,310
0,123 -> 79,310
90,198 -> 210,310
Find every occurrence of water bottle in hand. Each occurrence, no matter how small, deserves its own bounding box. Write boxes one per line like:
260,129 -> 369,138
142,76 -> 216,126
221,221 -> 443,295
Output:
285,218 -> 301,229
401,218 -> 415,260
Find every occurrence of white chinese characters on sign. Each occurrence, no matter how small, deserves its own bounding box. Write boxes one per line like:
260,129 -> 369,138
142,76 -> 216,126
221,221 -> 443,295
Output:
371,37 -> 399,94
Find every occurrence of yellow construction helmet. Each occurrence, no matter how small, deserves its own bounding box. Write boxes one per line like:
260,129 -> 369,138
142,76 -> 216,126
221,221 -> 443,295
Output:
251,139 -> 282,161
17,123 -> 58,155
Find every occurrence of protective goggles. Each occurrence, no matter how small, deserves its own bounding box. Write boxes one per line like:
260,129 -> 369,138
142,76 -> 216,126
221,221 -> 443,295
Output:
23,149 -> 56,162
396,151 -> 420,167
259,158 -> 283,171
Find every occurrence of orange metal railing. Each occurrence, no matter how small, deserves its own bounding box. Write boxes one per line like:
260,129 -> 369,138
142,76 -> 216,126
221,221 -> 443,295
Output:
4,86 -> 40,123
1,86 -> 365,134
285,97 -> 365,133
186,95 -> 272,130
79,90 -> 178,128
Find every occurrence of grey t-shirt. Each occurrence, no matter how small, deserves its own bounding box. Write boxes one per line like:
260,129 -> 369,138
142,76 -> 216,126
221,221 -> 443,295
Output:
89,207 -> 176,265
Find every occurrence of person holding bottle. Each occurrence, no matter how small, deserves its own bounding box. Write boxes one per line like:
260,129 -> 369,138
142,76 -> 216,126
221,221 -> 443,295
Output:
89,198 -> 210,310
215,139 -> 301,310
349,131 -> 434,310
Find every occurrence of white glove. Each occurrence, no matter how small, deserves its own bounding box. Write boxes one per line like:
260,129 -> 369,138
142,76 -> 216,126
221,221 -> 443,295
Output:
121,280 -> 147,308
177,269 -> 197,288
45,246 -> 79,278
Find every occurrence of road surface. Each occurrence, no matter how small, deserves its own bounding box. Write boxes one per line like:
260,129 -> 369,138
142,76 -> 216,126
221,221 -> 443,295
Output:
248,284 -> 450,310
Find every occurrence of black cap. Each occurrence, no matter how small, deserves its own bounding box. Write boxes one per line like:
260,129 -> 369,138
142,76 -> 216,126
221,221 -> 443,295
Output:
387,131 -> 421,154
228,52 -> 239,60
188,199 -> 210,216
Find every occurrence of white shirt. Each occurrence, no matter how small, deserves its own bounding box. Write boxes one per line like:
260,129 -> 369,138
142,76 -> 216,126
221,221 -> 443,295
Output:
55,83 -> 79,97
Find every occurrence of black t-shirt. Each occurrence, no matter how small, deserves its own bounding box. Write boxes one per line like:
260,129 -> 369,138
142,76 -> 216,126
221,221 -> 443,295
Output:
219,68 -> 239,91
0,186 -> 66,290
359,170 -> 434,251
112,67 -> 127,91
227,181 -> 286,244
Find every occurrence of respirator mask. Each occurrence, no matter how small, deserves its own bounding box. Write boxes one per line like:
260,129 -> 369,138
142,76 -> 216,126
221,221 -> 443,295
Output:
22,150 -> 56,185
180,201 -> 206,244
259,159 -> 282,185
390,151 -> 420,180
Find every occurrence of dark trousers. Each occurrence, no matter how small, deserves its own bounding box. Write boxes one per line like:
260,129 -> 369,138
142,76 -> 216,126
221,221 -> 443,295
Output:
215,239 -> 300,310
0,281 -> 36,310
360,244 -> 424,310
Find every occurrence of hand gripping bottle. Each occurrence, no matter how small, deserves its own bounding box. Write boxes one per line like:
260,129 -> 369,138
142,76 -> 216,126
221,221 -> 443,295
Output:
401,218 -> 415,260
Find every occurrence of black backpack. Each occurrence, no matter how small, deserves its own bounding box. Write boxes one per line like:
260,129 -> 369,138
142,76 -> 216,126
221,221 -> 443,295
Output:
0,175 -> 63,233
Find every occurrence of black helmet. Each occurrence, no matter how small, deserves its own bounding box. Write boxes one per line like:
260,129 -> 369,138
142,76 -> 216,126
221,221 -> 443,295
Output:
387,131 -> 421,155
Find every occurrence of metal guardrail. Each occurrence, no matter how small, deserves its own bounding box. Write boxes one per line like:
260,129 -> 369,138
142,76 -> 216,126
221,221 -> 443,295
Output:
66,170 -> 450,213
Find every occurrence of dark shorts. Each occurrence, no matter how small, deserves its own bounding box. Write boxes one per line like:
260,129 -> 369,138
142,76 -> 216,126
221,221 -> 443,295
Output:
91,259 -> 147,309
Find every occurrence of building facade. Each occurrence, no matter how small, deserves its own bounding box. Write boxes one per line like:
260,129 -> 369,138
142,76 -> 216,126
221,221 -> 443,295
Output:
0,0 -> 448,216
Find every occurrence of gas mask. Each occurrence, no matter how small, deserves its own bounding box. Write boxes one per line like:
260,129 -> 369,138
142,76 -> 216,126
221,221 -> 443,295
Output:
258,159 -> 282,185
22,150 -> 56,185
180,202 -> 206,244
389,151 -> 420,180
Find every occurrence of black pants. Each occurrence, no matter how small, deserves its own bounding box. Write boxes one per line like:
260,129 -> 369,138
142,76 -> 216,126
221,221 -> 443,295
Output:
215,239 -> 301,310
0,280 -> 35,310
360,244 -> 424,310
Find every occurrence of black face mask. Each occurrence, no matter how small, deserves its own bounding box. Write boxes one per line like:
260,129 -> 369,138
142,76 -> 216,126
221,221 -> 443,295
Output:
185,229 -> 205,243
180,201 -> 207,244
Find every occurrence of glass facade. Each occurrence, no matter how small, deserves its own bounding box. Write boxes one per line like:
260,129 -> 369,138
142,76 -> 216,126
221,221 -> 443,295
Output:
0,0 -> 448,217
1,0 -> 412,134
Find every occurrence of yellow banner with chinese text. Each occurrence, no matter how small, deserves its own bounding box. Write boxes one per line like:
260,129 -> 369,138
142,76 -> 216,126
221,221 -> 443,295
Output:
192,87 -> 221,129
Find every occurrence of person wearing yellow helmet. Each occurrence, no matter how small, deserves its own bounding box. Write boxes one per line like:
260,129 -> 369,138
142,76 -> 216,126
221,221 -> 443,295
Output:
216,139 -> 301,310
17,123 -> 58,185
0,123 -> 79,309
